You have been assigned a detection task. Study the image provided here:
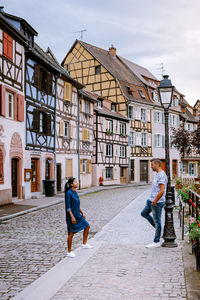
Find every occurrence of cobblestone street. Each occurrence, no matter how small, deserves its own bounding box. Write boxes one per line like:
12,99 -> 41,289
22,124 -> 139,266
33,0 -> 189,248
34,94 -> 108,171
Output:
0,186 -> 148,299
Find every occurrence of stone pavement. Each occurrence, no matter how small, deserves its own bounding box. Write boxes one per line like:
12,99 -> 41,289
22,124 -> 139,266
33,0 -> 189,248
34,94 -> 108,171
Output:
0,185 -> 148,299
13,189 -> 189,300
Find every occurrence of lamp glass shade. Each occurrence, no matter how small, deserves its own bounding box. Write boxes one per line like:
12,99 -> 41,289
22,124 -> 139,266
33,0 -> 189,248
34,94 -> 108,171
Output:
159,87 -> 173,109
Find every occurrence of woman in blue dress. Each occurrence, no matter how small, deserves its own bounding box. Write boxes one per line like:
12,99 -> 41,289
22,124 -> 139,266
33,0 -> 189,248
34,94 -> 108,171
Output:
65,177 -> 93,257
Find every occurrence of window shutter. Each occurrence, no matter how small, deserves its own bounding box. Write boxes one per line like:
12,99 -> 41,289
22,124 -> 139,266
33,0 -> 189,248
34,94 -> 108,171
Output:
137,108 -> 141,120
60,120 -> 64,136
162,135 -> 165,148
115,145 -> 118,157
66,159 -> 72,178
47,74 -> 53,95
82,128 -> 88,141
0,85 -> 6,117
154,134 -> 157,147
169,114 -> 172,126
81,99 -> 84,112
154,111 -> 157,123
136,132 -> 141,146
34,64 -> 40,88
3,32 -> 13,61
147,110 -> 150,122
128,135 -> 131,146
161,112 -> 164,124
32,109 -> 40,132
64,82 -> 72,101
80,159 -> 83,174
70,124 -> 73,138
17,94 -> 24,122
43,113 -> 51,135
148,134 -> 151,147
176,116 -> 179,127
87,130 -> 90,141
87,160 -> 92,174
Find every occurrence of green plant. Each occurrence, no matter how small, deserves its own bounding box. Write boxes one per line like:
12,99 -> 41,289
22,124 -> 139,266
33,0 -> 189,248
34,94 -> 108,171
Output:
177,187 -> 190,202
175,177 -> 182,185
106,129 -> 114,135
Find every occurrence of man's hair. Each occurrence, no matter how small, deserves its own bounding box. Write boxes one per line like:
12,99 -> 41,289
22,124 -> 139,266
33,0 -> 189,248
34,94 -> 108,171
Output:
150,158 -> 162,167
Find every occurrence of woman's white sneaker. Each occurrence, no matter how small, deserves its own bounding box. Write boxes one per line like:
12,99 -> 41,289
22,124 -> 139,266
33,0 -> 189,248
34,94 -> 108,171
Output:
82,243 -> 93,249
66,251 -> 76,257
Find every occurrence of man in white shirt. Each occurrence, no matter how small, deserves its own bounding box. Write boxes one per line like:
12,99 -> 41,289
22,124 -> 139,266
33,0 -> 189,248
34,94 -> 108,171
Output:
141,158 -> 168,248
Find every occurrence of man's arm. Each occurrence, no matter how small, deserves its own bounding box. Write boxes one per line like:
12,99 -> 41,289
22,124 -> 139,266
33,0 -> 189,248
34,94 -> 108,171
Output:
152,184 -> 165,206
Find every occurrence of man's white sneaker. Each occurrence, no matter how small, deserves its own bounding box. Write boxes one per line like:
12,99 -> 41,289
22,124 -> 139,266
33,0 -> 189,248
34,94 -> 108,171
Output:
146,242 -> 161,248
82,243 -> 94,249
66,251 -> 76,257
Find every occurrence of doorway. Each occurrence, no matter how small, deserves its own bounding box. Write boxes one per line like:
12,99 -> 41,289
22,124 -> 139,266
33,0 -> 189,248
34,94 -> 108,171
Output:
131,160 -> 135,181
120,167 -> 127,183
56,164 -> 62,192
140,160 -> 148,182
172,160 -> 178,179
11,158 -> 18,197
31,158 -> 38,192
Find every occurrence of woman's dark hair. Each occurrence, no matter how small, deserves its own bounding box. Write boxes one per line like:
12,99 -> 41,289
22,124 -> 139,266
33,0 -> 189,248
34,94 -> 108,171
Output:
65,177 -> 76,193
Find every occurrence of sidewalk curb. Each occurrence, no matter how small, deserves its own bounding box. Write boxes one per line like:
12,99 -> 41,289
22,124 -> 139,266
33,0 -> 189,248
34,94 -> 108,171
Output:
0,184 -> 149,223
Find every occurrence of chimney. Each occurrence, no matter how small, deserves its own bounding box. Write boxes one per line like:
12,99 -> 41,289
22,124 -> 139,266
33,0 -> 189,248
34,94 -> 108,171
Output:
109,44 -> 116,57
0,7 -> 4,13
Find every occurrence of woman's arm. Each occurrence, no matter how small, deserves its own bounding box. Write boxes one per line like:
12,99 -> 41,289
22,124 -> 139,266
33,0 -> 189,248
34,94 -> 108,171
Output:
80,208 -> 86,219
65,192 -> 76,223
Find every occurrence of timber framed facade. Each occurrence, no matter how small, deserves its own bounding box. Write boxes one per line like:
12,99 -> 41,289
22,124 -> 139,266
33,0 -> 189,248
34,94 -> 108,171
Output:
62,40 -> 155,182
92,95 -> 129,185
0,10 -> 28,204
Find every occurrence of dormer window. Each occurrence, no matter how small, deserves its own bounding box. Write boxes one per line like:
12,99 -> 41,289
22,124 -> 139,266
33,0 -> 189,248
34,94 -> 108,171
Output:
126,86 -> 133,96
111,103 -> 116,112
95,66 -> 101,75
139,89 -> 145,99
97,99 -> 102,108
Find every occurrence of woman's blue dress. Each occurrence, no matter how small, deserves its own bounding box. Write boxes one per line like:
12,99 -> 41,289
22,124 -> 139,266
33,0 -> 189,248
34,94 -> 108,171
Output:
65,189 -> 89,234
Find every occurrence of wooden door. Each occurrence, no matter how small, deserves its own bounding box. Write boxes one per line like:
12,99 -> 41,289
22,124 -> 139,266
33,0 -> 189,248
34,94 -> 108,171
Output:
131,160 -> 134,181
11,158 -> 18,197
31,159 -> 37,192
56,164 -> 61,192
140,160 -> 148,182
172,160 -> 178,179
120,167 -> 127,183
161,160 -> 166,173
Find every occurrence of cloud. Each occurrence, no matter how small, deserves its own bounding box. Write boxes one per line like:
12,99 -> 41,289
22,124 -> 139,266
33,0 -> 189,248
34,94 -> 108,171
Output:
2,0 -> 200,104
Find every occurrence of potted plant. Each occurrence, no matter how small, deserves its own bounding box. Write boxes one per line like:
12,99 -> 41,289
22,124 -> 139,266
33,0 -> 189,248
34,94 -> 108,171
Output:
175,177 -> 183,190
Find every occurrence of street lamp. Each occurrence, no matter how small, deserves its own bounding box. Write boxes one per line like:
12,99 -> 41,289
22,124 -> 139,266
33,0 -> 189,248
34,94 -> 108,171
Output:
158,75 -> 177,248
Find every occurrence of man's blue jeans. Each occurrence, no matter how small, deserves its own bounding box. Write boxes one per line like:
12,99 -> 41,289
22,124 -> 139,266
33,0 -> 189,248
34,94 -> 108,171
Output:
141,199 -> 165,243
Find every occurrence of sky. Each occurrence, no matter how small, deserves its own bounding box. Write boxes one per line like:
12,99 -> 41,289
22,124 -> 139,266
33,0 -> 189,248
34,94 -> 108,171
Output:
2,0 -> 200,106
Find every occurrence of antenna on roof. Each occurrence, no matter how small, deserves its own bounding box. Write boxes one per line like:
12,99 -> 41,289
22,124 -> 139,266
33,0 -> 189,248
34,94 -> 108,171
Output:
156,63 -> 165,78
74,29 -> 87,40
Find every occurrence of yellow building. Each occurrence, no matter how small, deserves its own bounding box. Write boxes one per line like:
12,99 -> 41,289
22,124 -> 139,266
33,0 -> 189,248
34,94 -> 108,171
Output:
62,40 -> 158,183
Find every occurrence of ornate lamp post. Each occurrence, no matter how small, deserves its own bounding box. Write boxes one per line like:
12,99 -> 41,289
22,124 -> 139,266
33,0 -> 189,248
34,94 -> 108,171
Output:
158,75 -> 177,248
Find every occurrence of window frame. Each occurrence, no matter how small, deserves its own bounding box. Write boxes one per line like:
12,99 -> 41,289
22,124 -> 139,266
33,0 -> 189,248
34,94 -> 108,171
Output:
111,103 -> 116,112
82,159 -> 87,174
105,167 -> 113,179
85,101 -> 90,115
106,119 -> 113,132
130,131 -> 135,146
64,121 -> 69,138
141,108 -> 146,122
106,144 -> 113,157
6,91 -> 14,119
120,145 -> 126,158
120,122 -> 126,135
141,132 -> 147,146
139,89 -> 146,99
95,65 -> 101,75
97,100 -> 102,108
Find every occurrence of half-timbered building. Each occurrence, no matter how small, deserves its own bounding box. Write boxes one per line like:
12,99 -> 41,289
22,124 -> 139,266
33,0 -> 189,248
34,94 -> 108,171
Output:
62,40 -> 155,183
92,94 -> 129,185
179,98 -> 200,180
25,40 -> 62,198
0,9 -> 30,204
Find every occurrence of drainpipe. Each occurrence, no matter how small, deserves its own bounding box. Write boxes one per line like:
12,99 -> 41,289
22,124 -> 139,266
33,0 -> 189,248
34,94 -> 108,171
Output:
54,75 -> 58,194
78,94 -> 81,189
